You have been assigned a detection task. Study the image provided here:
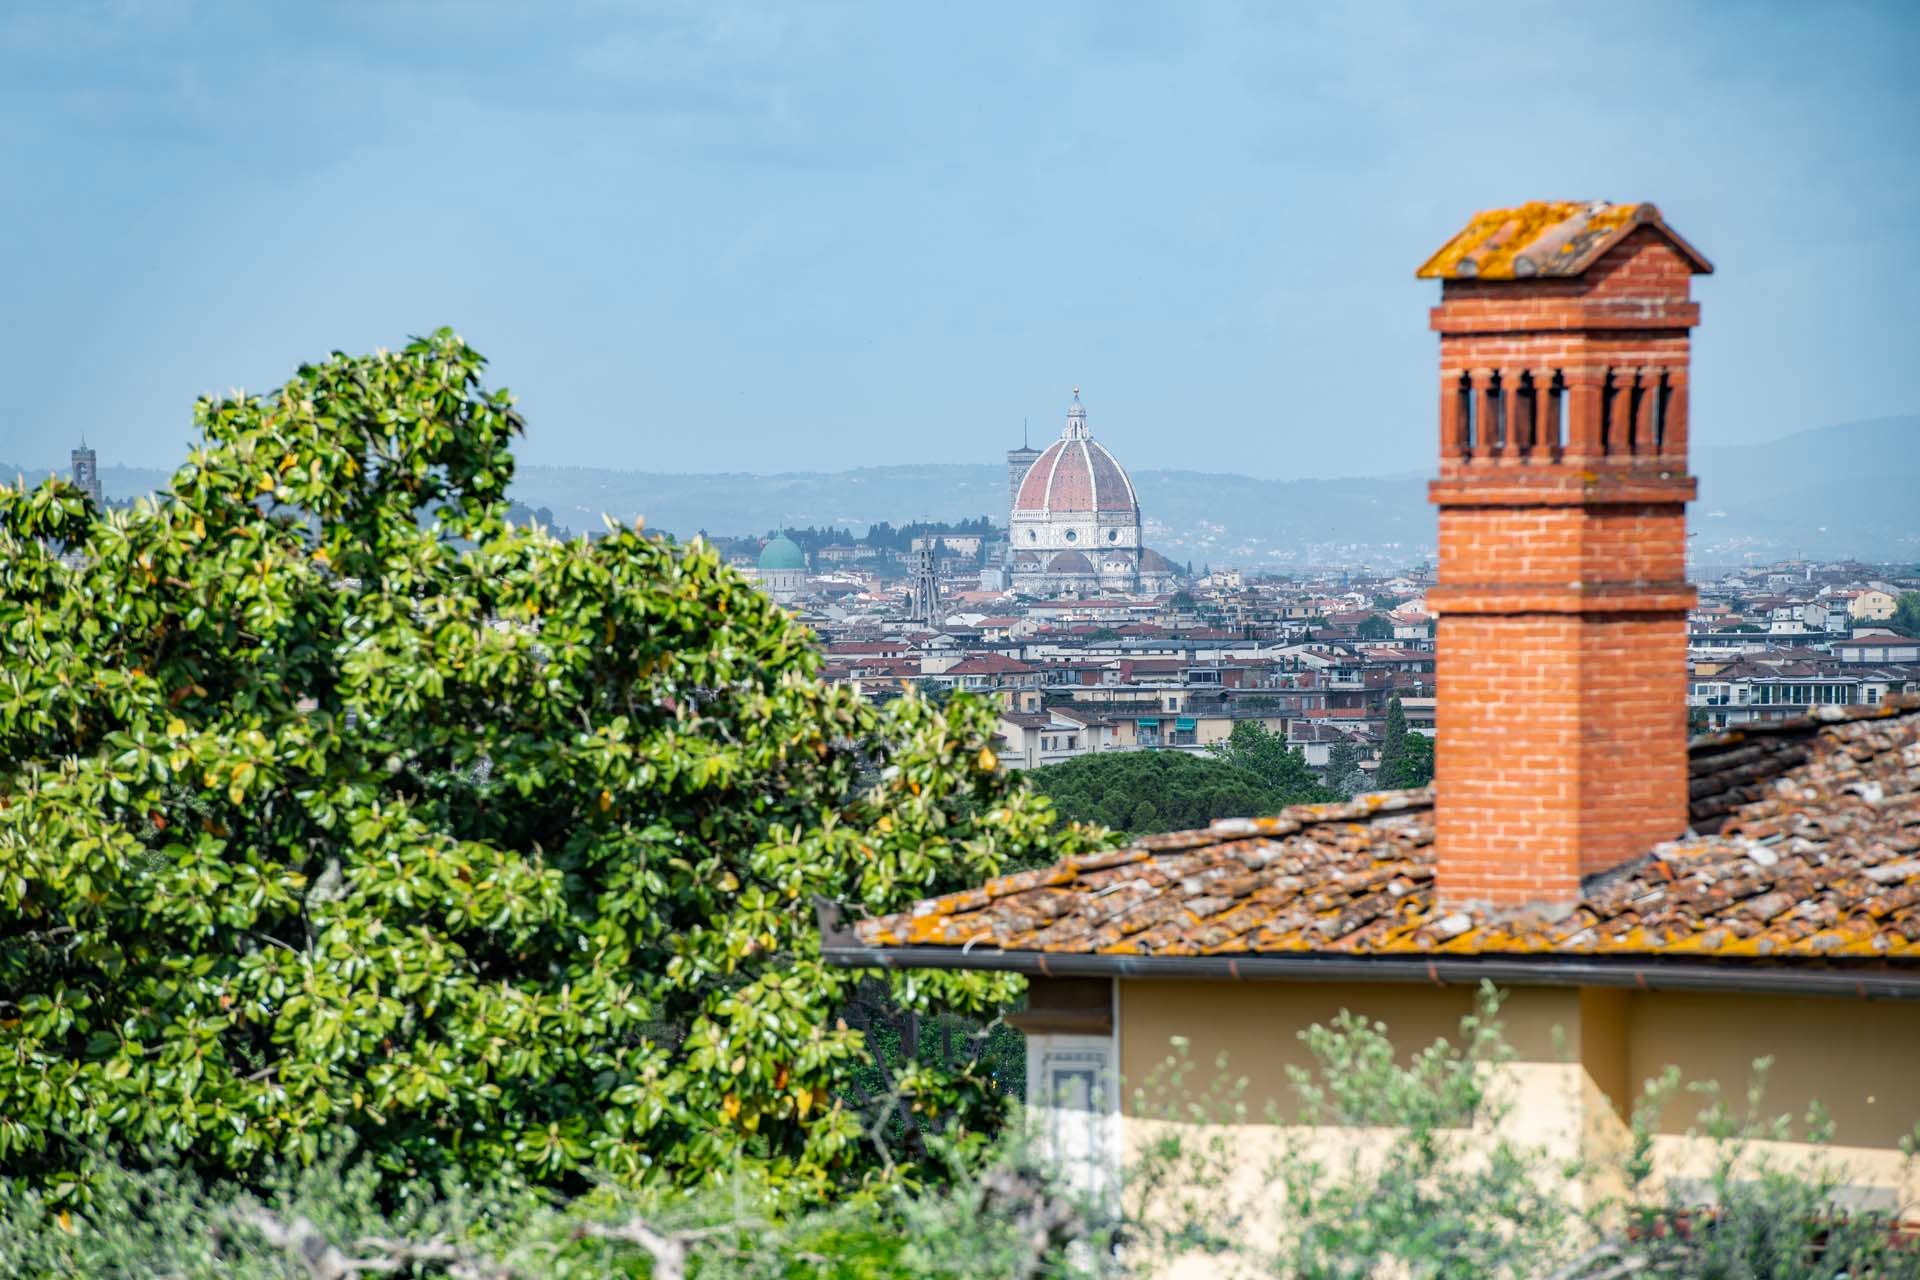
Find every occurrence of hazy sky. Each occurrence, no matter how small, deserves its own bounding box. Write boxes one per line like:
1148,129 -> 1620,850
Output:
3,1 -> 1915,479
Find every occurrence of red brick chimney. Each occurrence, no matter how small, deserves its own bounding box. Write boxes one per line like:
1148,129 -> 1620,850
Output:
1419,202 -> 1712,907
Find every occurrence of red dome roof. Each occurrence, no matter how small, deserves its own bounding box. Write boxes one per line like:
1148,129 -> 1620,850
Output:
1047,549 -> 1094,573
1013,437 -> 1138,515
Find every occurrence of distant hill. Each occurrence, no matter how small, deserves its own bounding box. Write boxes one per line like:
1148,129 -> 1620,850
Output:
1690,416 -> 1919,562
10,416 -> 1914,567
507,415 -> 1919,566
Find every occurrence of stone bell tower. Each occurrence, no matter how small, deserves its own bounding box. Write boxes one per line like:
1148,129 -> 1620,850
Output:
1418,202 -> 1712,907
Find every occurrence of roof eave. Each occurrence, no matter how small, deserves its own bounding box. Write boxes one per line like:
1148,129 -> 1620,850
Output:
820,938 -> 1920,1000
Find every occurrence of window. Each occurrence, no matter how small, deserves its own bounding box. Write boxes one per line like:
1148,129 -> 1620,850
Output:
1486,370 -> 1506,451
1599,369 -> 1617,453
1653,371 -> 1671,451
1065,530 -> 1077,542
1549,370 -> 1567,453
1027,530 -> 1037,542
1108,529 -> 1118,541
1625,374 -> 1646,454
1027,1033 -> 1117,1199
1457,372 -> 1476,454
1516,370 -> 1537,455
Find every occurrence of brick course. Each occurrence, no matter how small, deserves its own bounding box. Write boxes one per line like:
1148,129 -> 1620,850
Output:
1427,215 -> 1709,907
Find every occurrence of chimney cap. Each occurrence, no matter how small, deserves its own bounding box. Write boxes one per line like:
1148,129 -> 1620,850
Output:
1416,200 -> 1713,280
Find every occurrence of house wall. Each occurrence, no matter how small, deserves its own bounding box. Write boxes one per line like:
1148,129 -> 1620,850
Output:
1113,979 -> 1920,1204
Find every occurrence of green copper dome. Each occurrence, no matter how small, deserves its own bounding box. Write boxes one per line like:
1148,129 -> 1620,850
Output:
758,535 -> 805,572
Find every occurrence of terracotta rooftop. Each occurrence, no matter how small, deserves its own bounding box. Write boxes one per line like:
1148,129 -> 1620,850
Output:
942,654 -> 1038,675
1415,200 -> 1713,281
852,697 -> 1920,963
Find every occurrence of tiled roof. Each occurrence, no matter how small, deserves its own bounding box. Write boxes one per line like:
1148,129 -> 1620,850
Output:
944,654 -> 1037,675
1415,200 -> 1713,280
854,697 -> 1920,962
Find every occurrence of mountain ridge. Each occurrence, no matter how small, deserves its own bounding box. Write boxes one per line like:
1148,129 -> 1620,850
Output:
8,416 -> 1914,566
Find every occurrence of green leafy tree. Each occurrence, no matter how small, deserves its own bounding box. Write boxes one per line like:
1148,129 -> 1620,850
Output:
1892,590 -> 1920,636
0,331 -> 1100,1197
1205,720 -> 1336,805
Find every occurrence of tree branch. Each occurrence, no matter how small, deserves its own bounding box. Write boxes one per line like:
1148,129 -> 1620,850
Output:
236,1207 -> 511,1279
847,1004 -> 924,1158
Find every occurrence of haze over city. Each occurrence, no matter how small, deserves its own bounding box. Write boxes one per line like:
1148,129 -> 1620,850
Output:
4,0 -> 1917,479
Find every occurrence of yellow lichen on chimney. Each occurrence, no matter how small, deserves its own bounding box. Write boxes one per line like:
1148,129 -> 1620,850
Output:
1416,200 -> 1649,279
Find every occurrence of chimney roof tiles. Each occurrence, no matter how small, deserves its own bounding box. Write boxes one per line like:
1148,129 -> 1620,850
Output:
1416,200 -> 1714,280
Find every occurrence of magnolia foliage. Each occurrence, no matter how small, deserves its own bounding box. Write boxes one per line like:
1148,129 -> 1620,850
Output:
0,331 -> 1098,1195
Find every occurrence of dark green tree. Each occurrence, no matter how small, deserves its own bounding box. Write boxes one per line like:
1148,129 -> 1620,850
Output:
1206,721 -> 1336,804
1029,744 -> 1333,840
0,331 -> 1100,1197
1396,733 -> 1434,790
1892,591 -> 1920,636
1324,738 -> 1372,797
1378,697 -> 1406,784
1356,614 -> 1394,640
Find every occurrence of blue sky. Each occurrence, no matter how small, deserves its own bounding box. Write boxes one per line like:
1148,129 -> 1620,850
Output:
2,1 -> 1915,479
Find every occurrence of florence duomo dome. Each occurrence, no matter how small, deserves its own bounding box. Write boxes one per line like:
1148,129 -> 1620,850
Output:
1004,390 -> 1182,597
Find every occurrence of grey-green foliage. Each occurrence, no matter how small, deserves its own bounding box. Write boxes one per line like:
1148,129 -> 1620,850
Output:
1605,1062 -> 1920,1279
1273,987 -> 1586,1279
7,989 -> 1917,1279
0,1136 -> 1120,1280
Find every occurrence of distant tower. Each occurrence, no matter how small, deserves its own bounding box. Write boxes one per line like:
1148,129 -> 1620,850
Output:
910,544 -> 942,625
1006,418 -> 1042,525
70,440 -> 101,509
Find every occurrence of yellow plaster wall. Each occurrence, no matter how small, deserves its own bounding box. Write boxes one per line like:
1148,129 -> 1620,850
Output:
1116,979 -> 1920,1188
1119,979 -> 1571,1119
1623,990 -> 1920,1146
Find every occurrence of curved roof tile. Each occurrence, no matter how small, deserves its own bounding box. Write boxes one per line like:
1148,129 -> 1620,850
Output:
1415,200 -> 1713,280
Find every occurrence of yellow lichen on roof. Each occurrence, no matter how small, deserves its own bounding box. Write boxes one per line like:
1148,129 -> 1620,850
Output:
1412,199 -> 1710,280
1418,201 -> 1595,279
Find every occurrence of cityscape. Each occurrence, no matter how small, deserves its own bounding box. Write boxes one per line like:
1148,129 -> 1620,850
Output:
48,391 -> 1920,801
4,4 -> 1919,1278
